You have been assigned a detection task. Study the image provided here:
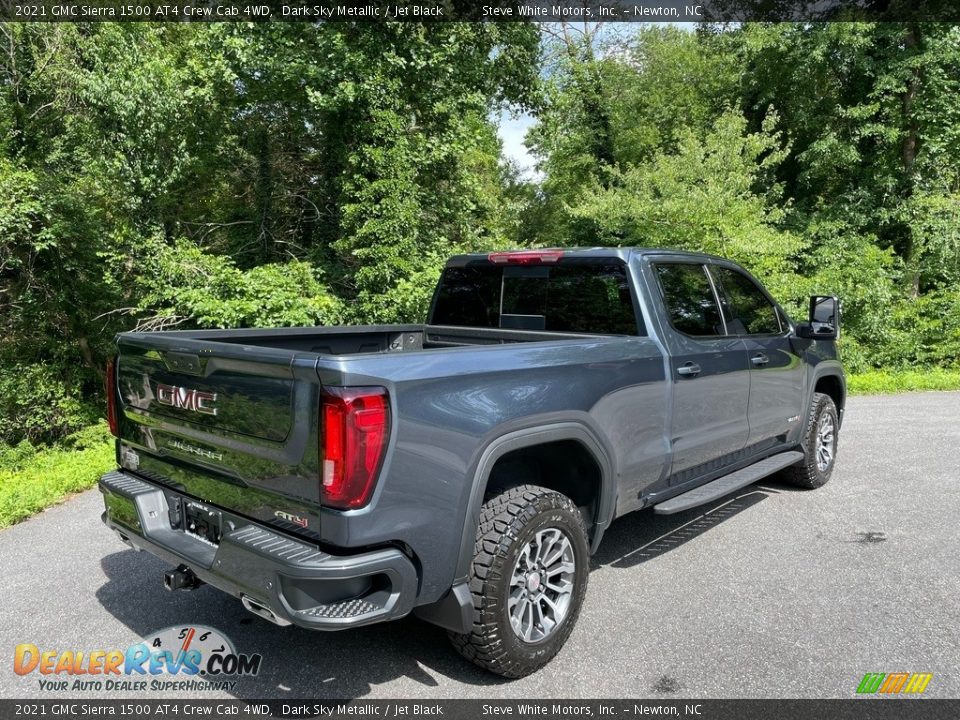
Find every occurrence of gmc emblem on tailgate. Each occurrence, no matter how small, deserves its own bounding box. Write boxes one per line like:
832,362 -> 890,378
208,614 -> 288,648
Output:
156,383 -> 218,416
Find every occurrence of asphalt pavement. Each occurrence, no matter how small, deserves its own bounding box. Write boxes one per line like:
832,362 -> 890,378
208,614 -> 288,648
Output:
2,392 -> 958,700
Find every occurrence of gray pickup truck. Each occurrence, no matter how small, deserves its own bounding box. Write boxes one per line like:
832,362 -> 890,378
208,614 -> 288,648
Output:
99,247 -> 844,677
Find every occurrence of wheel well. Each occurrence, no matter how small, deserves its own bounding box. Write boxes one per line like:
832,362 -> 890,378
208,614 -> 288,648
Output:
484,440 -> 603,533
815,374 -> 844,413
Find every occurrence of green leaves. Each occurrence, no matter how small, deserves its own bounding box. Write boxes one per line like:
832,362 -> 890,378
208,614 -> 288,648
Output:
296,24 -> 539,321
2,21 -> 959,451
0,363 -> 98,446
529,22 -> 960,374
0,422 -> 114,527
569,110 -> 800,289
131,238 -> 342,330
0,23 -> 541,445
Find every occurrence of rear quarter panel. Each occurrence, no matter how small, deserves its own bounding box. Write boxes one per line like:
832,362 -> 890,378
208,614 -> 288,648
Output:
320,335 -> 668,602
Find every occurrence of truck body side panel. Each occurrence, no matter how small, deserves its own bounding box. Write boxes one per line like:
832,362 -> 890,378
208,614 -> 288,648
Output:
315,335 -> 668,601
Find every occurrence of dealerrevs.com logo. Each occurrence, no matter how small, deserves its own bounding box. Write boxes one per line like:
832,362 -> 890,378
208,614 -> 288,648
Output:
13,626 -> 262,693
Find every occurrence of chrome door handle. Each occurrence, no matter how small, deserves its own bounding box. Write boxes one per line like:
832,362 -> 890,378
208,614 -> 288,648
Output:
677,362 -> 701,377
751,353 -> 769,366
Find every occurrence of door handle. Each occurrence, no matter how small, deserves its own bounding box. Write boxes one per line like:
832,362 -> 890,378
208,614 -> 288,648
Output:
751,353 -> 769,366
677,362 -> 701,377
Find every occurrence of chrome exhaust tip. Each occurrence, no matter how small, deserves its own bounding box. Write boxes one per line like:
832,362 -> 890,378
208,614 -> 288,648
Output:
241,595 -> 292,626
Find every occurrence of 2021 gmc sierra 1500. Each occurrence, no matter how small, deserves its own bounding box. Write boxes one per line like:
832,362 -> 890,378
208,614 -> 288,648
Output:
99,247 -> 844,677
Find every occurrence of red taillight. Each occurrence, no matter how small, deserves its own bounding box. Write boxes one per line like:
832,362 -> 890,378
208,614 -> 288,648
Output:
320,387 -> 390,510
105,358 -> 119,437
487,250 -> 564,265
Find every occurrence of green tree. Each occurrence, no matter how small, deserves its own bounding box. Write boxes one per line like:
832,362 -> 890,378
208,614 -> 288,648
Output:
735,22 -> 960,297
0,23 -> 542,444
527,24 -> 739,245
570,110 -> 803,296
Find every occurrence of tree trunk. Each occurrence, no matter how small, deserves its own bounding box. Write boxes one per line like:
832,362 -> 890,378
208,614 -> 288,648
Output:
901,23 -> 921,298
559,22 -> 616,181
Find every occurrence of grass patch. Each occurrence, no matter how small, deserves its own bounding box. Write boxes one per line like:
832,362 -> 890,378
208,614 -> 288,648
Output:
0,422 -> 114,528
848,368 -> 960,396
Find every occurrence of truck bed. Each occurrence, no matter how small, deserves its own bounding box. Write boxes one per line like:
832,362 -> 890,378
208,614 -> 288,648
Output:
111,321 -> 668,600
106,249 -> 672,612
141,323 -> 616,355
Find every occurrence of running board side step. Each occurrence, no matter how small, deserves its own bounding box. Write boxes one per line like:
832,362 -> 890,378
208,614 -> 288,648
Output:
653,451 -> 804,515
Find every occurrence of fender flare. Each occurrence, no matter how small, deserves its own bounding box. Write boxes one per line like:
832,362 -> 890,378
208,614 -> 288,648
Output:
452,420 -> 616,583
809,362 -> 846,426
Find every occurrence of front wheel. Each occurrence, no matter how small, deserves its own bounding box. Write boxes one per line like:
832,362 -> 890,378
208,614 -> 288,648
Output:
449,484 -> 589,678
781,392 -> 839,489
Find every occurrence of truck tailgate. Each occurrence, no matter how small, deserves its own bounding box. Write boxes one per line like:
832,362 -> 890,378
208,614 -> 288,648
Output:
112,333 -> 323,536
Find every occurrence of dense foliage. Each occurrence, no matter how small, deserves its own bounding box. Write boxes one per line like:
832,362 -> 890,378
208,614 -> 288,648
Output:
528,23 -> 960,372
0,22 -> 958,448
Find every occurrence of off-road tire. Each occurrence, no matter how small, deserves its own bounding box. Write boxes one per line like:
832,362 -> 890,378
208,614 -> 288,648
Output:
449,484 -> 589,678
780,392 -> 839,489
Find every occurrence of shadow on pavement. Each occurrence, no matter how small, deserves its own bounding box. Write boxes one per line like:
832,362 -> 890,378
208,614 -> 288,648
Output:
593,487 -> 777,570
96,548 -> 510,699
96,483 -> 781,699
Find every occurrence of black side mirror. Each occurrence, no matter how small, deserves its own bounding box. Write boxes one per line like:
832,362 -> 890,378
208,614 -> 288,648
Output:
797,295 -> 840,340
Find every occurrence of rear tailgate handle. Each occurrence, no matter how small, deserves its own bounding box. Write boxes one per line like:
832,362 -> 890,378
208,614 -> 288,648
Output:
751,353 -> 770,366
162,351 -> 205,375
677,362 -> 701,377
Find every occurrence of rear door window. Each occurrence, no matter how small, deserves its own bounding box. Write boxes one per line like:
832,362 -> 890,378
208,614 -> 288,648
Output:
430,267 -> 501,328
431,262 -> 641,335
653,263 -> 725,337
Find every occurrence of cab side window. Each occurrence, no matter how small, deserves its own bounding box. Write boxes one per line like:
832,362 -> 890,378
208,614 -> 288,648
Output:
712,266 -> 782,335
654,263 -> 725,337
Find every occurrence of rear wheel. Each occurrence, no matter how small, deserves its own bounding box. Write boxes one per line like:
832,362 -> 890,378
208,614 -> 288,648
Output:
781,392 -> 839,489
449,484 -> 589,678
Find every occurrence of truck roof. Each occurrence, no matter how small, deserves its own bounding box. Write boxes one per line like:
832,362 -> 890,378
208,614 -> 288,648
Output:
447,247 -> 732,265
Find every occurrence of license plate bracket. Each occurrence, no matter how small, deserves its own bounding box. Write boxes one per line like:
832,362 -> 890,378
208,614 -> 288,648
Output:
183,501 -> 222,546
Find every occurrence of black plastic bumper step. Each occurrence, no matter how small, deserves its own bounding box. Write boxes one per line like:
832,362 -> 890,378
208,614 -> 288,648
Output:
653,451 -> 804,515
297,596 -> 383,620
